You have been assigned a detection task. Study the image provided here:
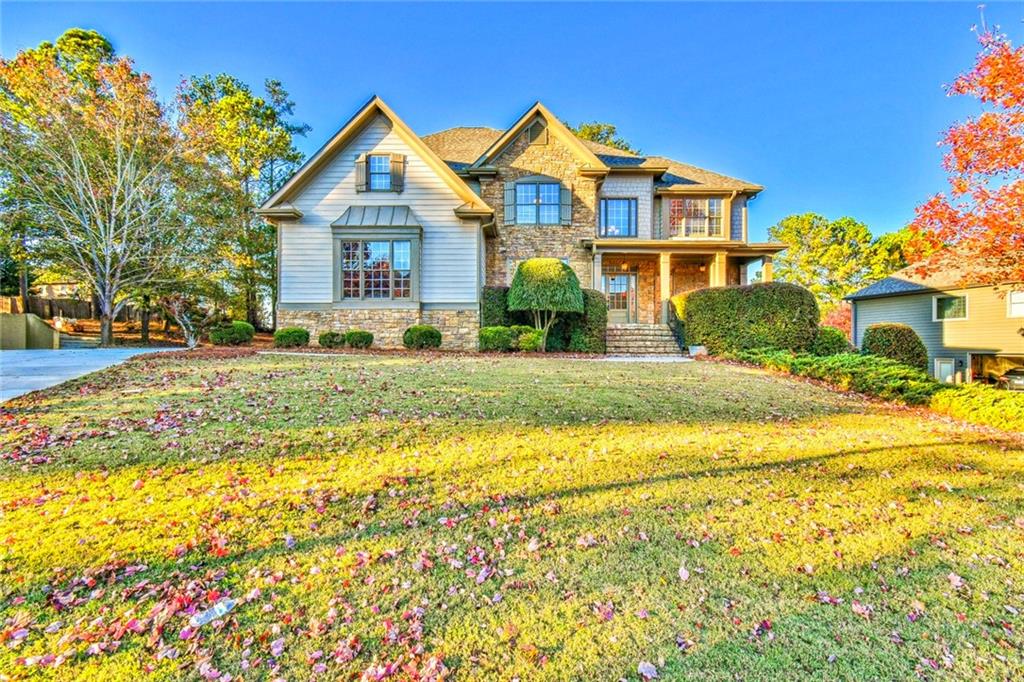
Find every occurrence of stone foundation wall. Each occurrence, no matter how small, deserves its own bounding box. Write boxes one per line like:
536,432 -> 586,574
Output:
277,306 -> 479,351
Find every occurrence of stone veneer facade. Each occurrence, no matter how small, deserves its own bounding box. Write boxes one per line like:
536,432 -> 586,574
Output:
480,123 -> 599,288
278,307 -> 478,351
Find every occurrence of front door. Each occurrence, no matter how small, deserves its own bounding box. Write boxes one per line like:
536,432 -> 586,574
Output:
603,272 -> 638,324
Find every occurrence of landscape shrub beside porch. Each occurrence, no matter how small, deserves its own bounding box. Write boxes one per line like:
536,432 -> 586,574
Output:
481,285 -> 607,353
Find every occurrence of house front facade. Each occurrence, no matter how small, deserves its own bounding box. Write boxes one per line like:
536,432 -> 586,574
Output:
259,97 -> 783,349
847,257 -> 1024,384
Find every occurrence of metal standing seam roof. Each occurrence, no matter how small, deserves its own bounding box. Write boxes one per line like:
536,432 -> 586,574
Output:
331,205 -> 420,227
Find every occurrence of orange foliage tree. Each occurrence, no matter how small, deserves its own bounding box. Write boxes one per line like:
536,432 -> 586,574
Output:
910,31 -> 1024,284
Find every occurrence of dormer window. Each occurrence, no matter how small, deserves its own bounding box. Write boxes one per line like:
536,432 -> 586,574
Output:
356,153 -> 405,193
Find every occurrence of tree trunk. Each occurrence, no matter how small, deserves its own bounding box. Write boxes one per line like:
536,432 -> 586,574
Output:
18,263 -> 29,313
92,293 -> 102,320
245,283 -> 259,329
141,294 -> 151,344
100,314 -> 113,346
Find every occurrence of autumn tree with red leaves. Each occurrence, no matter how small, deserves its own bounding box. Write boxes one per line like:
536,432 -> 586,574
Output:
910,29 -> 1024,284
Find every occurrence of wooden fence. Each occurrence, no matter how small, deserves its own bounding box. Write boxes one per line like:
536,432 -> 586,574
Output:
0,296 -> 139,321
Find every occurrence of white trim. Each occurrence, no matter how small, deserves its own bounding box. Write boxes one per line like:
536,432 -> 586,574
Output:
931,294 -> 968,322
1008,291 -> 1024,318
934,357 -> 956,384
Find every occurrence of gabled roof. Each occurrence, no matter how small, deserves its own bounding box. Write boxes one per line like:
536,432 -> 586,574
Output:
846,249 -> 1023,301
467,102 -> 609,172
259,96 -> 491,216
422,116 -> 762,194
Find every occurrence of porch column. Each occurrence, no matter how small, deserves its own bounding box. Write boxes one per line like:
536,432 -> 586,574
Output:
712,251 -> 728,287
659,252 -> 671,323
762,256 -> 773,282
593,252 -> 603,291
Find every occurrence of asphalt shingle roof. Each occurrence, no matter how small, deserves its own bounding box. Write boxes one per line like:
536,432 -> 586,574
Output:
420,126 -> 761,192
846,249 -> 1023,300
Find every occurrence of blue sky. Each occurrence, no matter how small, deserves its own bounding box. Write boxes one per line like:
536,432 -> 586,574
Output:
4,2 -> 1021,242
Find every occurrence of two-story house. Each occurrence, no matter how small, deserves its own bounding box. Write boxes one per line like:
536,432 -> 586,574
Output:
258,96 -> 784,349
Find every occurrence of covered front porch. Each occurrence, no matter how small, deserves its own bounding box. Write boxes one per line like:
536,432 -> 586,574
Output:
590,247 -> 779,325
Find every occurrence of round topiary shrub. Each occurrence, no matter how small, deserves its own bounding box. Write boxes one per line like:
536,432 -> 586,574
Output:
479,326 -> 513,352
345,330 -> 373,349
810,326 -> 852,356
274,327 -> 309,348
403,324 -> 442,350
209,320 -> 255,346
861,323 -> 928,371
683,282 -> 819,355
318,331 -> 346,348
517,329 -> 544,352
507,258 -> 584,352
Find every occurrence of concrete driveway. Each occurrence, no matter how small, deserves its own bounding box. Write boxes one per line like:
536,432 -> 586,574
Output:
0,348 -> 167,402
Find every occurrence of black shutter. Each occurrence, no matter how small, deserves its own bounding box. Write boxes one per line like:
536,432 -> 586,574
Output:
390,153 -> 405,193
355,154 -> 368,192
504,181 -> 516,225
560,185 -> 572,225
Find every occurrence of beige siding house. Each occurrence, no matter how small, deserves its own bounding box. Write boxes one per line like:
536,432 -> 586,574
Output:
259,96 -> 783,349
848,260 -> 1024,383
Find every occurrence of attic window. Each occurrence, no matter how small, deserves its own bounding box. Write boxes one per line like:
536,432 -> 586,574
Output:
527,121 -> 548,145
356,153 -> 405,192
368,155 -> 391,190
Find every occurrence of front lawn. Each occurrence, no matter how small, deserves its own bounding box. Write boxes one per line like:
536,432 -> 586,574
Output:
1,352 -> 1022,680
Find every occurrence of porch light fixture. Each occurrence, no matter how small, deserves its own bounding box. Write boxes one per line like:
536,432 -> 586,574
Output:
620,263 -> 628,271
699,265 -> 706,272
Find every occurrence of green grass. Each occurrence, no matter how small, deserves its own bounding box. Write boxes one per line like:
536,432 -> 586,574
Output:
1,351 -> 1022,680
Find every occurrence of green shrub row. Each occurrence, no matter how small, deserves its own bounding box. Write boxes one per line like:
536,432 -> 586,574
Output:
318,331 -> 346,348
930,384 -> 1024,433
861,323 -> 928,372
274,327 -> 375,349
683,282 -> 820,354
478,325 -> 542,352
727,349 -> 942,405
209,320 -> 256,346
481,285 -> 606,353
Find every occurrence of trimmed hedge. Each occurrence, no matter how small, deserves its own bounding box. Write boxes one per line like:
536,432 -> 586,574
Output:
318,331 -> 345,348
684,282 -> 819,355
729,349 -> 942,405
509,325 -> 535,350
482,286 -> 511,327
345,330 -> 373,349
403,325 -> 442,349
479,326 -> 514,352
209,320 -> 255,346
810,326 -> 852,356
274,327 -> 309,348
567,289 -> 608,353
517,329 -> 544,352
930,384 -> 1024,433
861,323 -> 928,372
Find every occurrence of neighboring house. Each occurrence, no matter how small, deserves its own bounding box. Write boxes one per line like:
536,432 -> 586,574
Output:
35,281 -> 84,298
847,254 -> 1024,384
258,96 -> 783,349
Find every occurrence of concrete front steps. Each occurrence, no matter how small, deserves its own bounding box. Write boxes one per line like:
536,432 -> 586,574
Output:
59,333 -> 101,349
606,324 -> 683,356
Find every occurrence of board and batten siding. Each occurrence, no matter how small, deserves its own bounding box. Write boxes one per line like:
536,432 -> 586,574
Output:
279,114 -> 479,305
852,286 -> 1024,377
599,174 -> 654,239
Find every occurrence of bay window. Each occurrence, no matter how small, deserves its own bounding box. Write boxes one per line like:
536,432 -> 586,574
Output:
337,238 -> 414,301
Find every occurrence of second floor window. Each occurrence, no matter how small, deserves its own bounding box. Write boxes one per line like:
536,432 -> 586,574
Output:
1010,291 -> 1024,318
668,198 -> 723,238
368,154 -> 392,191
516,181 -> 561,225
933,295 -> 967,321
599,198 -> 637,237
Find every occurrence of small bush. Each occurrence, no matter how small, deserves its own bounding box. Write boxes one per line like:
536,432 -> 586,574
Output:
517,329 -> 544,352
209,320 -> 255,346
729,349 -> 941,405
403,325 -> 442,349
930,384 -> 1024,433
684,282 -> 819,355
479,326 -> 513,352
318,331 -> 346,348
507,258 -> 584,351
274,327 -> 309,348
508,325 -> 535,350
481,286 -> 510,327
574,289 -> 608,353
862,323 -> 928,372
810,326 -> 852,356
345,330 -> 373,349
